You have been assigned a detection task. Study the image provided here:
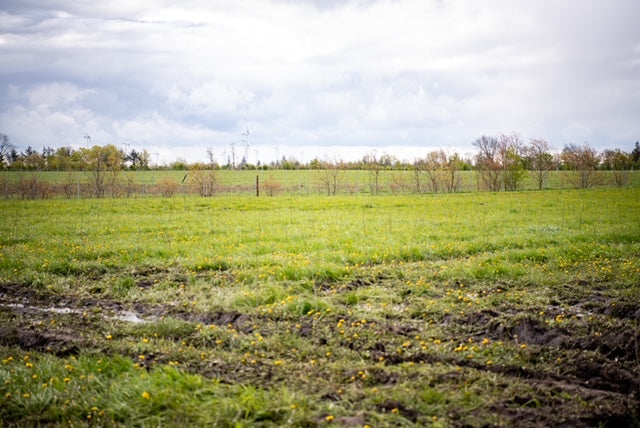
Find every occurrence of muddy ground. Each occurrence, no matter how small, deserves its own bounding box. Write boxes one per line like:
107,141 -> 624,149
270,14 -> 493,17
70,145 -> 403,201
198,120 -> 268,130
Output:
1,282 -> 638,427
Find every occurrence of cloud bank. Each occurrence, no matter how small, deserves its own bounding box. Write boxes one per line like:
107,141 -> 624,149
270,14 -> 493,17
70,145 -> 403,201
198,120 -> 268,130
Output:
1,0 -> 639,163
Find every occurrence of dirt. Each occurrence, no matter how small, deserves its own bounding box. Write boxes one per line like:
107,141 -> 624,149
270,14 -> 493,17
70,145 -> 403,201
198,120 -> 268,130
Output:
442,305 -> 640,427
376,400 -> 420,423
0,282 -> 257,332
2,281 -> 639,427
0,326 -> 81,356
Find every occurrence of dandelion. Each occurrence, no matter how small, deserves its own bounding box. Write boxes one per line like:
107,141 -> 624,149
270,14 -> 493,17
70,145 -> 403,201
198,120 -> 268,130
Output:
63,377 -> 71,383
142,391 -> 151,400
391,408 -> 399,414
325,415 -> 334,422
520,344 -> 527,349
23,393 -> 30,398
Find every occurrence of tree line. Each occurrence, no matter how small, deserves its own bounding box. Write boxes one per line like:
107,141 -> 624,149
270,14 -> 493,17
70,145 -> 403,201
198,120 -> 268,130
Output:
0,136 -> 151,172
1,132 -> 639,198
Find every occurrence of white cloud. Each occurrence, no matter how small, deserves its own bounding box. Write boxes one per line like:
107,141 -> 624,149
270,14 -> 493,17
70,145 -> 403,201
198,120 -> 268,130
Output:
1,0 -> 639,162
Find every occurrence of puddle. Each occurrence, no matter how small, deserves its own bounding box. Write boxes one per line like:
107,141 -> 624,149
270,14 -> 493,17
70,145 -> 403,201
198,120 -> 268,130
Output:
0,302 -> 155,324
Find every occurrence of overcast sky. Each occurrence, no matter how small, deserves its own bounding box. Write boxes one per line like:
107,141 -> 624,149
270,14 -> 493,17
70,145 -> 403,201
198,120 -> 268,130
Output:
1,0 -> 639,164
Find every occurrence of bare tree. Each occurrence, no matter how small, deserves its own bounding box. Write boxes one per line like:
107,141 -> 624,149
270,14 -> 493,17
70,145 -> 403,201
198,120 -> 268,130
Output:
206,147 -> 216,169
561,144 -> 601,188
526,139 -> 554,190
412,159 -> 426,193
423,150 -> 447,193
189,164 -> 217,197
80,145 -> 125,198
499,134 -> 526,191
262,175 -> 282,196
314,156 -> 344,196
0,133 -> 14,169
473,135 -> 502,191
602,149 -> 633,187
443,152 -> 464,193
363,151 -> 383,195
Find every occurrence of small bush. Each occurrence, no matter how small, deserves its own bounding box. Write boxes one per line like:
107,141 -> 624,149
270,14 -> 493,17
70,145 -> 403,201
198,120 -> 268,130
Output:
157,176 -> 179,197
189,168 -> 217,197
262,175 -> 282,196
18,176 -> 51,199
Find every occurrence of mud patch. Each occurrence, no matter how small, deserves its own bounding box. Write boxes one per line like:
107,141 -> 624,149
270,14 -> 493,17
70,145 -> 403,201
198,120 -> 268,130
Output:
497,317 -> 570,347
0,327 -> 81,356
376,400 -> 419,423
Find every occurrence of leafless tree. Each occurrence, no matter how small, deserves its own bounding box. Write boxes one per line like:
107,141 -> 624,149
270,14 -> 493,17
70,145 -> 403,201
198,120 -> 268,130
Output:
262,175 -> 282,196
363,151 -> 383,195
189,164 -> 217,196
206,147 -> 216,169
443,152 -> 464,193
561,143 -> 601,188
80,145 -> 125,198
473,135 -> 503,191
412,159 -> 426,193
499,134 -> 526,191
526,139 -> 554,190
0,133 -> 14,169
314,156 -> 344,196
602,149 -> 633,187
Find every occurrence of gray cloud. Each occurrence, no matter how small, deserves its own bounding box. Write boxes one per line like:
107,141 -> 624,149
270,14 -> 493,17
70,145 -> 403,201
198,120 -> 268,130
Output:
1,0 -> 639,163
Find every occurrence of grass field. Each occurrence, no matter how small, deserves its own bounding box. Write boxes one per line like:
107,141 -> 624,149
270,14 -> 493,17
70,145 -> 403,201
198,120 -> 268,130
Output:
1,189 -> 639,426
2,169 -> 640,197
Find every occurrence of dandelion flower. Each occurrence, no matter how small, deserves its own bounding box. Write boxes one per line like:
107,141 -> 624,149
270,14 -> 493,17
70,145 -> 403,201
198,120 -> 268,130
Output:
142,391 -> 151,400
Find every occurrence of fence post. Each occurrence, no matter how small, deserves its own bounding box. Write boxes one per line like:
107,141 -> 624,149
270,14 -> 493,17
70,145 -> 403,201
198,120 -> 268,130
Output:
256,175 -> 260,197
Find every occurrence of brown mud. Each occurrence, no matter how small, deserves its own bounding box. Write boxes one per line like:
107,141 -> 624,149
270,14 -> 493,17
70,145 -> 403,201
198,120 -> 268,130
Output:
1,282 -> 638,427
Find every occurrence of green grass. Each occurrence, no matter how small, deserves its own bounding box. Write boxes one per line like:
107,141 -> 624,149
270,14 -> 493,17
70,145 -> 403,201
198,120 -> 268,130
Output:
1,189 -> 639,426
2,169 -> 640,196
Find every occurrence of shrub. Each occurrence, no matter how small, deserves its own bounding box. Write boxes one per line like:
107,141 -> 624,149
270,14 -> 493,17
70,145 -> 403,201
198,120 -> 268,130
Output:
157,175 -> 179,197
262,175 -> 282,196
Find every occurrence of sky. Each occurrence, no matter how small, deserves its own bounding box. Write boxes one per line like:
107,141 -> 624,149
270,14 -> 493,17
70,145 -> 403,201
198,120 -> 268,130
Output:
1,0 -> 639,165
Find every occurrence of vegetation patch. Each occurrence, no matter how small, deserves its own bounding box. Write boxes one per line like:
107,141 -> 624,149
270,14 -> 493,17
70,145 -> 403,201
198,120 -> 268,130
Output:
1,189 -> 639,426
